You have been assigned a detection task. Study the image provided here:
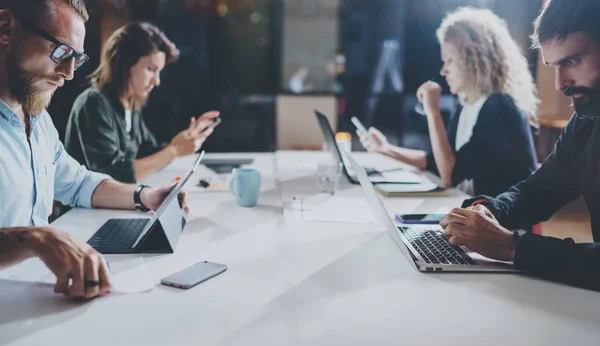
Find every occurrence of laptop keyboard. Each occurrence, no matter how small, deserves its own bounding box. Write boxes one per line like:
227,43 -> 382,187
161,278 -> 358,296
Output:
398,225 -> 478,265
87,218 -> 150,252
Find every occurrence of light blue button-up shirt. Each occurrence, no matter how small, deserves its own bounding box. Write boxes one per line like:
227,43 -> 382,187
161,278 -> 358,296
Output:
0,100 -> 112,227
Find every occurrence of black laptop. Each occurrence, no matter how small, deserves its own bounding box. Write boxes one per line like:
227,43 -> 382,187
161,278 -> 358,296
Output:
87,152 -> 205,254
315,110 -> 422,185
202,158 -> 254,174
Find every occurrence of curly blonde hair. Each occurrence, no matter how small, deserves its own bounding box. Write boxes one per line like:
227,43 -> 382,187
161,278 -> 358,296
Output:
436,7 -> 539,123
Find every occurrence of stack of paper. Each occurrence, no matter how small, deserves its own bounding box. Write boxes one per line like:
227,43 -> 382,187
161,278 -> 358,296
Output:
290,195 -> 376,223
375,183 -> 449,197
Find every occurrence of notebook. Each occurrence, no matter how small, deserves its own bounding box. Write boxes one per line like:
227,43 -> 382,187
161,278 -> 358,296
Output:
375,183 -> 449,197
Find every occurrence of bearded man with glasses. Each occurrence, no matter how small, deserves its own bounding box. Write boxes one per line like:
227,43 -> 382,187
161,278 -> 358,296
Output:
0,0 -> 192,301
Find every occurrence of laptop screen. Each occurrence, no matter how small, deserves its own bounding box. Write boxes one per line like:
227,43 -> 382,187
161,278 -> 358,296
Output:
315,110 -> 357,181
131,151 -> 205,248
344,150 -> 416,263
152,151 -> 204,220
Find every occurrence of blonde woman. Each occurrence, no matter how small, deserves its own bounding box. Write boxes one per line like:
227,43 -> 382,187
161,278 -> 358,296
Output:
358,7 -> 538,197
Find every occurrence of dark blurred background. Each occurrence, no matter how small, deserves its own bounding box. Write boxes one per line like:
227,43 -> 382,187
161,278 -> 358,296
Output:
48,0 -> 543,154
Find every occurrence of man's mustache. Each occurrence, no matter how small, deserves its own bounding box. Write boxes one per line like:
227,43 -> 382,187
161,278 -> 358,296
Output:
563,86 -> 594,97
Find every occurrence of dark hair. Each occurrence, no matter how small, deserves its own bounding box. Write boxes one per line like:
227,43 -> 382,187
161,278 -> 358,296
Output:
531,0 -> 600,49
0,0 -> 88,23
90,22 -> 180,108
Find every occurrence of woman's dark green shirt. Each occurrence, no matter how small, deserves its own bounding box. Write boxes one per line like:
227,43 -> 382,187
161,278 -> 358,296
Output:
65,87 -> 162,183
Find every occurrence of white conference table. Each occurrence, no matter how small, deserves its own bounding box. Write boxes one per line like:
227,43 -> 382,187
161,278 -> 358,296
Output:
1,151 -> 599,346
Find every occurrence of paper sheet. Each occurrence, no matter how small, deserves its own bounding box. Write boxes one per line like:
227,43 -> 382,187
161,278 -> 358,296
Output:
289,195 -> 375,223
0,258 -> 52,283
0,256 -> 155,294
368,170 -> 423,184
106,257 -> 155,293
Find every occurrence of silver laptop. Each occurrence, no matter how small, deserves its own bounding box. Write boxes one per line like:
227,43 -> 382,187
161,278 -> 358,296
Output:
345,150 -> 517,273
315,110 -> 422,185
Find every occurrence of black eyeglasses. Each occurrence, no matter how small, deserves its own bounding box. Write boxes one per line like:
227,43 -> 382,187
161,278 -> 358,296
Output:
15,15 -> 89,71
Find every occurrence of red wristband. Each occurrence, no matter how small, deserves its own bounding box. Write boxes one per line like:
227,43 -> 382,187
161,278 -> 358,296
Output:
470,198 -> 489,207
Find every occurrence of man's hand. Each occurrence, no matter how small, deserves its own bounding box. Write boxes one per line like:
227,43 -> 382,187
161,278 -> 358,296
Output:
416,81 -> 442,116
356,127 -> 389,154
465,204 -> 498,224
141,183 -> 189,214
440,208 -> 516,262
31,228 -> 112,300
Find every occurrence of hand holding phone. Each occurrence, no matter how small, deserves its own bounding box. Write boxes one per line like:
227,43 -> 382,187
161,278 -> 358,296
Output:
190,111 -> 220,134
201,116 -> 221,133
351,117 -> 368,134
395,213 -> 445,224
161,261 -> 227,289
210,116 -> 222,128
351,116 -> 374,142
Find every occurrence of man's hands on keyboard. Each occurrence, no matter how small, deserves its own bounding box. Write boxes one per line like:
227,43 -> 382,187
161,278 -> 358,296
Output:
440,208 -> 516,262
33,227 -> 113,300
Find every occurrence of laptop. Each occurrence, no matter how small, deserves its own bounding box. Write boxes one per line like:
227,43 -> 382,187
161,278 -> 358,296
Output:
315,110 -> 422,185
346,150 -> 517,272
202,158 -> 254,166
87,152 -> 205,254
202,158 -> 254,174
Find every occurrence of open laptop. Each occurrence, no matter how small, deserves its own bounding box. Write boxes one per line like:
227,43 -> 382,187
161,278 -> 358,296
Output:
202,158 -> 254,174
346,150 -> 517,272
315,110 -> 422,185
87,152 -> 205,254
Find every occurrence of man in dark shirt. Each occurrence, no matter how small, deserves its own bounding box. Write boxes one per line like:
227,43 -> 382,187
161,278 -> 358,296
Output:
440,0 -> 600,290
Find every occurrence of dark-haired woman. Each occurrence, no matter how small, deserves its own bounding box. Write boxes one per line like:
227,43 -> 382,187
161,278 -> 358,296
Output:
65,22 -> 219,183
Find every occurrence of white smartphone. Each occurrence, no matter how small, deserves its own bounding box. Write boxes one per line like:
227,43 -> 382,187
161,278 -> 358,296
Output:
351,116 -> 374,144
350,116 -> 368,133
161,261 -> 227,289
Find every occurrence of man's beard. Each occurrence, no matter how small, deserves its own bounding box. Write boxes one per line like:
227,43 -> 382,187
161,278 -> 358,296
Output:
6,53 -> 54,116
563,81 -> 600,120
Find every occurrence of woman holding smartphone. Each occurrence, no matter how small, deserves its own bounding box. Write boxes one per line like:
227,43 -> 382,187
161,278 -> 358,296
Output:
65,22 -> 220,183
357,7 -> 538,197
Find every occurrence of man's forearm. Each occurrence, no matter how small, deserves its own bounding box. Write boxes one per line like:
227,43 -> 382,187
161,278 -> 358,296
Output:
91,180 -> 137,210
481,122 -> 579,229
515,233 -> 600,290
133,146 -> 177,182
0,228 -> 38,270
